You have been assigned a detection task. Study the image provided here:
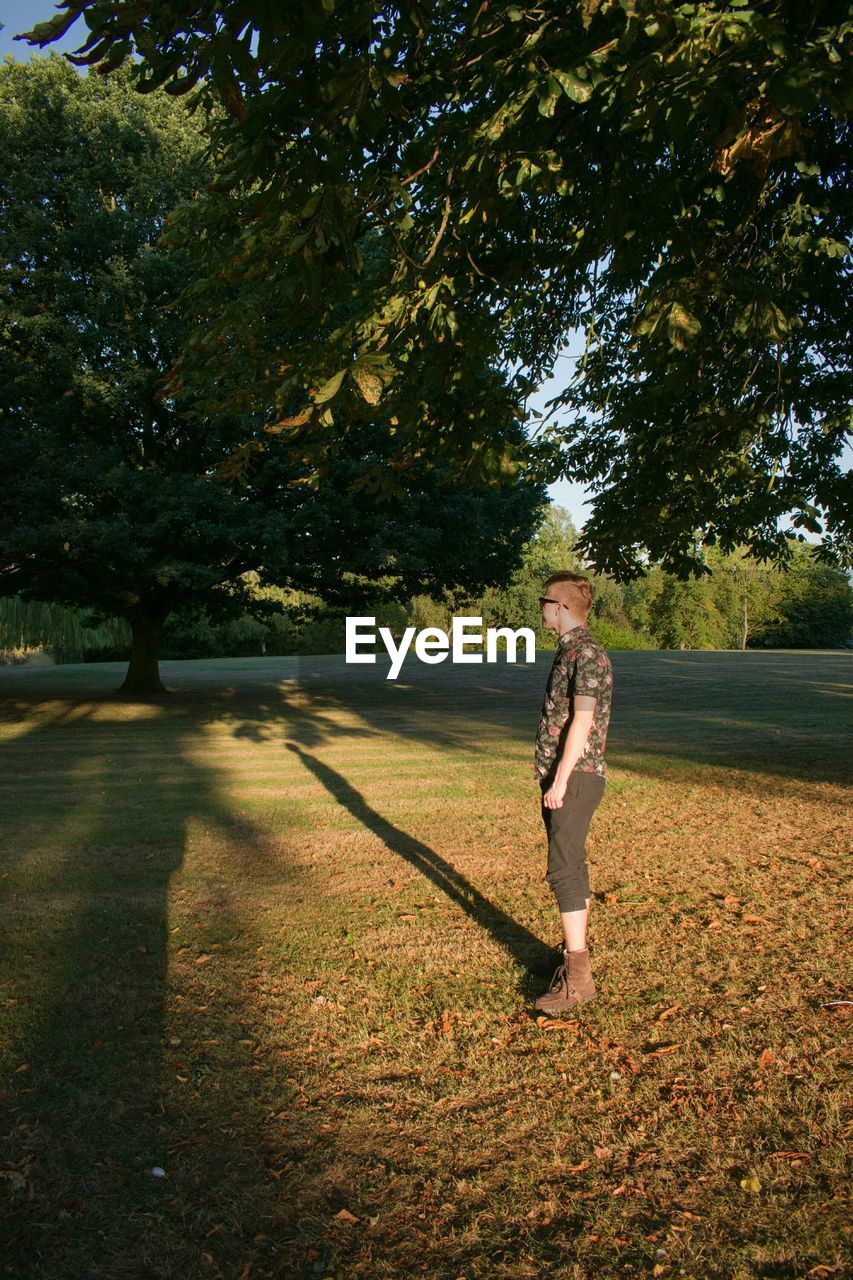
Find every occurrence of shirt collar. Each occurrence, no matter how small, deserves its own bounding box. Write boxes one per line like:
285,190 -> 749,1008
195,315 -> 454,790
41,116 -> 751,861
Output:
558,624 -> 589,648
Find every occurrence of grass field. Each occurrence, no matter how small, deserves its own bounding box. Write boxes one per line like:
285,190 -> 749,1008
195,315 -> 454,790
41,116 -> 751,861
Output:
0,650 -> 850,1280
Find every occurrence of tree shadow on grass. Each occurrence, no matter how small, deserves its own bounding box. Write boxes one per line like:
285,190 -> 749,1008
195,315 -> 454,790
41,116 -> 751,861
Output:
0,696 -> 308,1279
275,650 -> 853,788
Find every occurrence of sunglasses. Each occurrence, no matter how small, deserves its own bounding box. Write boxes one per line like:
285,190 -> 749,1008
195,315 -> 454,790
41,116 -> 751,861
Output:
539,597 -> 563,607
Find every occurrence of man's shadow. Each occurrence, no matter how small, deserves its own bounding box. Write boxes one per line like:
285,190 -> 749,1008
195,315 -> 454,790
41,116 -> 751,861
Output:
285,742 -> 555,980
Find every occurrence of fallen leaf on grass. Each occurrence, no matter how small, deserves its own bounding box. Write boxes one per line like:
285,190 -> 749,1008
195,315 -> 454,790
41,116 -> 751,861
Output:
642,1042 -> 682,1056
758,1048 -> 776,1070
594,1146 -> 613,1160
195,954 -> 212,965
333,1208 -> 359,1224
565,1160 -> 590,1173
742,914 -> 768,925
655,1003 -> 681,1023
770,1151 -> 810,1162
535,1016 -> 578,1031
740,1174 -> 762,1192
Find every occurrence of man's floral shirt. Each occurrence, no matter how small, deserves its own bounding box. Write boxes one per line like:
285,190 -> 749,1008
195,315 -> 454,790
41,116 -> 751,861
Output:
534,626 -> 613,782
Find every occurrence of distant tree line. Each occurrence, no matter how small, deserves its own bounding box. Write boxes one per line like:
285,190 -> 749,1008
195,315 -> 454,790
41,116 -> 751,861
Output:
4,508 -> 850,665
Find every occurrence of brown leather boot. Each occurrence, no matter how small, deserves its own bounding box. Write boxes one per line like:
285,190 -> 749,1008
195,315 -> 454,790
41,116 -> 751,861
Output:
534,948 -> 597,1013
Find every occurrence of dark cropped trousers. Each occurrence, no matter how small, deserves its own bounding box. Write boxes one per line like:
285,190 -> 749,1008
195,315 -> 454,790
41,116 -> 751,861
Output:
540,770 -> 606,913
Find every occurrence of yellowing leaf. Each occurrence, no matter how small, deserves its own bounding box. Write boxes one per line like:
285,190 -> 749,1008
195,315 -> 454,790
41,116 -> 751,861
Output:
554,67 -> 593,104
313,369 -> 346,404
666,300 -> 702,348
351,362 -> 384,405
740,1174 -> 762,1193
269,408 -> 311,430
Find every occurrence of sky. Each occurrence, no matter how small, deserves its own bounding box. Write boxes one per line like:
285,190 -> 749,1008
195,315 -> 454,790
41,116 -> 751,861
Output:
0,1 -> 82,59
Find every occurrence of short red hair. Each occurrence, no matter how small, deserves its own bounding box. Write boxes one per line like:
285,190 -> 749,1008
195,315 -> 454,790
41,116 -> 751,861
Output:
546,572 -> 592,621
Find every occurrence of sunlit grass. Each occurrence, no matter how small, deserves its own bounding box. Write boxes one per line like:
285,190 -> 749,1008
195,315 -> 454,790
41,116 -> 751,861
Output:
0,651 -> 850,1279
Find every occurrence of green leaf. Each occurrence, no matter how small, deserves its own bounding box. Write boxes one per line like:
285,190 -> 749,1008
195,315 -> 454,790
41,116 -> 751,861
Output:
538,76 -> 562,118
767,67 -> 820,113
553,68 -> 593,104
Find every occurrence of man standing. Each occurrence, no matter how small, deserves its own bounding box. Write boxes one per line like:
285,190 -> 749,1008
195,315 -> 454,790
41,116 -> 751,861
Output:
533,572 -> 613,1013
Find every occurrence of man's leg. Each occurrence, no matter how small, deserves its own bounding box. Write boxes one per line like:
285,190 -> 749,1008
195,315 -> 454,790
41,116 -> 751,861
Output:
536,775 -> 604,1011
561,898 -> 591,953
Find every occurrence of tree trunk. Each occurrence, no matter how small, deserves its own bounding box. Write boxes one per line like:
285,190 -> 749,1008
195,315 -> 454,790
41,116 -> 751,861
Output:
741,598 -> 749,651
117,607 -> 169,697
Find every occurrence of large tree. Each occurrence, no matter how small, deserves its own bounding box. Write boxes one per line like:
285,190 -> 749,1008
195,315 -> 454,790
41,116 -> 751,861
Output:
22,0 -> 852,576
0,56 -> 545,694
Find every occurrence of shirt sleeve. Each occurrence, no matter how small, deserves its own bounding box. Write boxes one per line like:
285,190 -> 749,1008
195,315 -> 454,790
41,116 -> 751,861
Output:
572,644 -> 604,700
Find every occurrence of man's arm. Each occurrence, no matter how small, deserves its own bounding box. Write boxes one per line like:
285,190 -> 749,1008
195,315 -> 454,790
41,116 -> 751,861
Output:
542,694 -> 597,810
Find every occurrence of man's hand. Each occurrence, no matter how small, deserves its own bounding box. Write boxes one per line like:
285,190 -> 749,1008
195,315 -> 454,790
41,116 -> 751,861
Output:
543,777 -> 568,809
542,695 -> 597,810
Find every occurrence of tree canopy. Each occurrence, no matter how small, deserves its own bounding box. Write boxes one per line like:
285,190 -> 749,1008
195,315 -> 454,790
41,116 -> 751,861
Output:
0,55 -> 545,693
22,0 -> 853,577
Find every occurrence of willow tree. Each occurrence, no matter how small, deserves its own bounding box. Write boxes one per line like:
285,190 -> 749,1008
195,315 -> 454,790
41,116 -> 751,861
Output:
23,0 -> 853,576
0,56 -> 545,695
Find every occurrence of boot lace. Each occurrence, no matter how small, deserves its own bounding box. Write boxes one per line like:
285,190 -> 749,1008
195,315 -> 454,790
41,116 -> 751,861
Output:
547,959 -> 567,993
